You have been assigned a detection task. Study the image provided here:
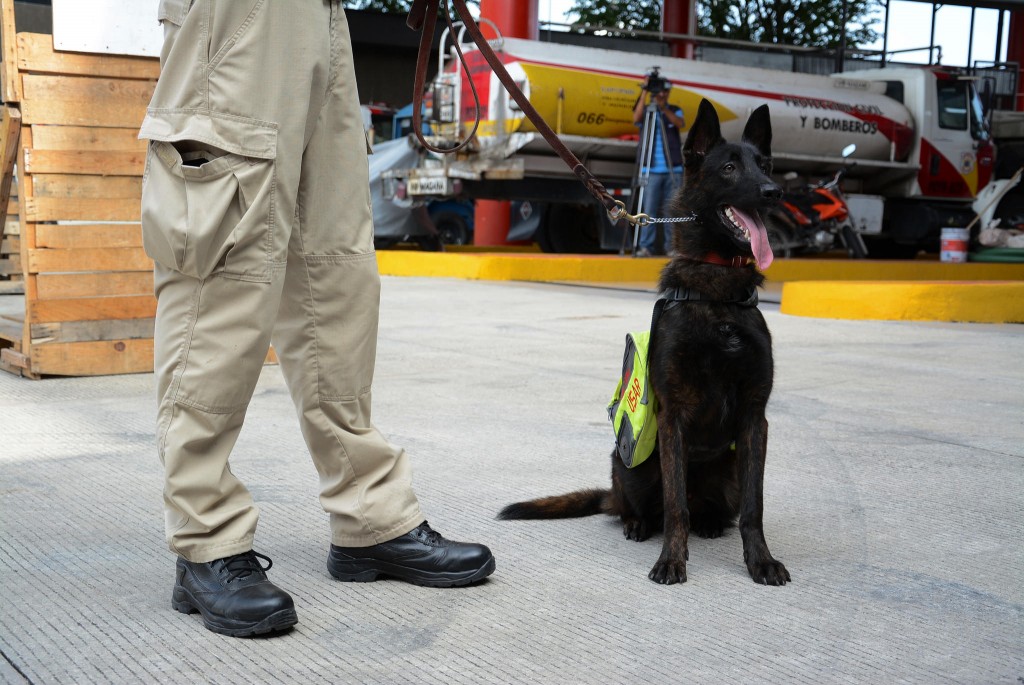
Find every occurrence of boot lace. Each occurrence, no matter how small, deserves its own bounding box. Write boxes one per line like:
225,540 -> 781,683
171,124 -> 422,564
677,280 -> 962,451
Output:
415,521 -> 444,545
212,551 -> 273,583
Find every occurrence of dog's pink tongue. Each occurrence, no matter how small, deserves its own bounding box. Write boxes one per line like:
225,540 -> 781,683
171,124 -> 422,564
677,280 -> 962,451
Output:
728,206 -> 774,270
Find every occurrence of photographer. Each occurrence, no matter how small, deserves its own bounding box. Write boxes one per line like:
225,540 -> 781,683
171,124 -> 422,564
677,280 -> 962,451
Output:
632,72 -> 685,257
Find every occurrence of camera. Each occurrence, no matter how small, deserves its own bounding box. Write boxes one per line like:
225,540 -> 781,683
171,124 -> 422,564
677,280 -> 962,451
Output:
644,67 -> 670,95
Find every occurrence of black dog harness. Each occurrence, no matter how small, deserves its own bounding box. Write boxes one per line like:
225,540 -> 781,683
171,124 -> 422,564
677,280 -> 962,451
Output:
659,286 -> 760,309
652,250 -> 761,325
648,285 -> 760,345
653,250 -> 763,336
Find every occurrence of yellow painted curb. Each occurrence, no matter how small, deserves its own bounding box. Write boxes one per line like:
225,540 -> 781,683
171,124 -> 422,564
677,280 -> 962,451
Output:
764,259 -> 1024,283
377,252 -> 1024,285
377,251 -> 667,283
780,281 -> 1024,323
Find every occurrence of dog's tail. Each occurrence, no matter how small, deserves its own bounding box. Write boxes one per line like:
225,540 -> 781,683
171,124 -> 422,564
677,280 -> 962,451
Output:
497,488 -> 611,520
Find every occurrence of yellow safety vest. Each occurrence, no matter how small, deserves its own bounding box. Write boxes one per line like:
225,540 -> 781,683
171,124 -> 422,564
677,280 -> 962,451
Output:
607,331 -> 658,468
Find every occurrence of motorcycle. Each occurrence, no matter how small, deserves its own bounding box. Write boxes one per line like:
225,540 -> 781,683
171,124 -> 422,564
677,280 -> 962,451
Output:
765,145 -> 869,258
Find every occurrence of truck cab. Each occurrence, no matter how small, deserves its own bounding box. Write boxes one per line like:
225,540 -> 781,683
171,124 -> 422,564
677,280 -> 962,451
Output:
854,68 -> 994,252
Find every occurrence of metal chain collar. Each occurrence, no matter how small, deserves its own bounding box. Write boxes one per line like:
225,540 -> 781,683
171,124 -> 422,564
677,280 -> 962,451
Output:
609,198 -> 698,227
640,214 -> 697,225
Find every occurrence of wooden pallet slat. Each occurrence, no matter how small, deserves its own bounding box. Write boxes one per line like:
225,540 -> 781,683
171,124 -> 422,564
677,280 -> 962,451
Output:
36,271 -> 152,299
20,73 -> 153,128
25,196 -> 142,222
31,317 -> 154,344
1,0 -> 21,103
0,318 -> 22,344
27,246 -> 152,273
36,223 -> 142,249
30,338 -> 154,376
17,32 -> 160,80
1,347 -> 30,373
32,175 -> 143,199
0,104 -> 20,294
23,149 -> 145,176
18,123 -> 37,357
0,105 -> 20,214
29,294 -> 156,324
31,125 -> 147,152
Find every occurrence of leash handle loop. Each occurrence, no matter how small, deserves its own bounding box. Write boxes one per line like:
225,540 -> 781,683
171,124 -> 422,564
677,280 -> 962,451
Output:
407,0 -> 624,216
410,0 -> 481,154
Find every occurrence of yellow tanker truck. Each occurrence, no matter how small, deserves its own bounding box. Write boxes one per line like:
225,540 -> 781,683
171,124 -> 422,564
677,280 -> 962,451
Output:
382,31 -> 1004,255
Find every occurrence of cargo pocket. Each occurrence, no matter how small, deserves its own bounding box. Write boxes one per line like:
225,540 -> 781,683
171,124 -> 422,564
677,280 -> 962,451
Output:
140,113 -> 278,281
157,0 -> 192,26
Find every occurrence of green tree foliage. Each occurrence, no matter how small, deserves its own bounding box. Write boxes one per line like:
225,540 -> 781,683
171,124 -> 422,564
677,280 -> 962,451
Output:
566,0 -> 663,35
343,0 -> 415,11
344,0 -> 877,50
697,0 -> 880,48
342,0 -> 479,12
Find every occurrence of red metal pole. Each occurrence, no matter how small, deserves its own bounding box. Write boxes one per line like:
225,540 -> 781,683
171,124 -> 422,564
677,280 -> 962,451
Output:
478,0 -> 538,41
662,0 -> 696,60
473,0 -> 538,246
1007,10 -> 1024,111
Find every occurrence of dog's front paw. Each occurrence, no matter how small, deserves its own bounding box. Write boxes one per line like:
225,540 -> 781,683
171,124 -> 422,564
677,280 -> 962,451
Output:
622,519 -> 650,541
648,558 -> 687,584
747,558 -> 790,586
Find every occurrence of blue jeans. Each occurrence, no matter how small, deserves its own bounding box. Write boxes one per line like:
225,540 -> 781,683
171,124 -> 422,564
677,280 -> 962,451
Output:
637,172 -> 682,253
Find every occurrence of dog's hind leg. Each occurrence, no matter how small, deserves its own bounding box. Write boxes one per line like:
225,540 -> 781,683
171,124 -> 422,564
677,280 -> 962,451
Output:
737,416 -> 790,585
611,453 -> 662,542
610,467 -> 647,541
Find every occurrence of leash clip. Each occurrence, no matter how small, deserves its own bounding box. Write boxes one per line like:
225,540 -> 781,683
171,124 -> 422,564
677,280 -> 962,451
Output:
607,199 -> 650,227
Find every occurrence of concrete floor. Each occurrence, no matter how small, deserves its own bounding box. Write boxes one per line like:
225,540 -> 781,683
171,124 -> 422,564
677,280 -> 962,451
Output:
1,276 -> 1021,684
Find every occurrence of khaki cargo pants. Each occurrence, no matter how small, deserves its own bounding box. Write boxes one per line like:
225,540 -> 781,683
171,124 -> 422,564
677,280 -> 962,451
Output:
139,0 -> 423,562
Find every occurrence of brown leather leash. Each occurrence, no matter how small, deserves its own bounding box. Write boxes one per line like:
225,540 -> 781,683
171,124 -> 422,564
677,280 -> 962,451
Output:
406,0 -> 644,227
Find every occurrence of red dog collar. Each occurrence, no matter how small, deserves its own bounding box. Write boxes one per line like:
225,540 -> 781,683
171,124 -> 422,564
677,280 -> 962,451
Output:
702,252 -> 754,268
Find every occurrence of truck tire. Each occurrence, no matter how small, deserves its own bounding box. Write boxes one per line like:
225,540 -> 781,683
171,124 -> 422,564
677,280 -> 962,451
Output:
994,142 -> 1024,180
993,184 -> 1024,229
536,203 -> 602,254
432,211 -> 471,245
415,234 -> 444,251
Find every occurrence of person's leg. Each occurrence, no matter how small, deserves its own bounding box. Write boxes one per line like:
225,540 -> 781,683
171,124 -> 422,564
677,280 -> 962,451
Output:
271,5 -> 493,586
638,173 -> 670,254
637,215 -> 657,255
141,0 -> 336,635
661,173 -> 684,254
271,3 -> 423,548
637,229 -> 656,255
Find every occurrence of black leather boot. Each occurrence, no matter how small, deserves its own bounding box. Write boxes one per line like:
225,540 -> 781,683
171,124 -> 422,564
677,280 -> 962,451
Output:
328,522 -> 495,587
172,551 -> 298,637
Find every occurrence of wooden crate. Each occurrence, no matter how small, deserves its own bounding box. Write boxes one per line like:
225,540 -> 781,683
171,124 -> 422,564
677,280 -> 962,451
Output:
0,64 -> 21,297
0,0 -> 159,377
0,190 -> 21,295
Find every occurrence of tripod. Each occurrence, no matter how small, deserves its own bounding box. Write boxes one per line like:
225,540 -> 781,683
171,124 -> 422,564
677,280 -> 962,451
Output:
622,99 -> 678,257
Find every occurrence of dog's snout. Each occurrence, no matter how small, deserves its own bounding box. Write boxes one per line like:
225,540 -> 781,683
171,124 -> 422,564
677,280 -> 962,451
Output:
760,183 -> 782,204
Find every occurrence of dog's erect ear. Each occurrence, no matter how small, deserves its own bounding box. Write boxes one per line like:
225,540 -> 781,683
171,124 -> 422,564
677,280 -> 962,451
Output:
683,99 -> 724,167
741,104 -> 773,158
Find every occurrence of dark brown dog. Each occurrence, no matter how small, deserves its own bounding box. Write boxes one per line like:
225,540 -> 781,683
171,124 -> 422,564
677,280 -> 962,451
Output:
499,99 -> 790,586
